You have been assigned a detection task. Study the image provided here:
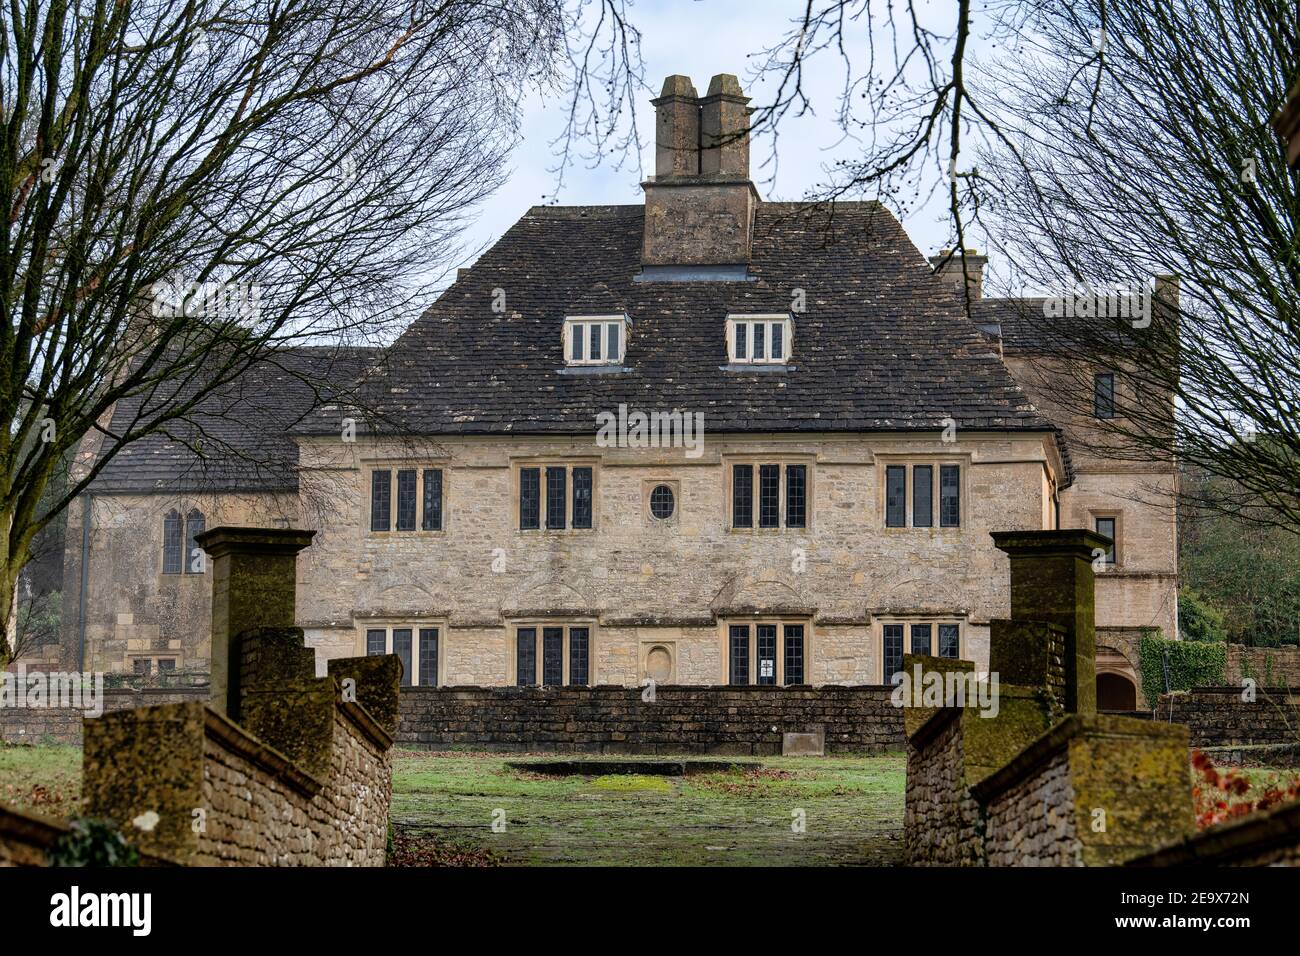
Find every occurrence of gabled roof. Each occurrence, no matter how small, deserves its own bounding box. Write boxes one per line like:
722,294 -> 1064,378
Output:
90,346 -> 376,494
302,201 -> 1059,439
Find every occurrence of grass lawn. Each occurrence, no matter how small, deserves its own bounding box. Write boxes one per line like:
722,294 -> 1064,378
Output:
0,742 -> 82,819
390,750 -> 906,866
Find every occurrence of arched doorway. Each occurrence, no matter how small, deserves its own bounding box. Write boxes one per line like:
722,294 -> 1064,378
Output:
1097,672 -> 1137,711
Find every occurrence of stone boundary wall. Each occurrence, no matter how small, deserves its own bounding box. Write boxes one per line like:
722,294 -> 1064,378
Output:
1226,645 -> 1300,688
1157,687 -> 1299,747
1131,797 -> 1300,866
398,685 -> 903,754
0,800 -> 175,867
903,707 -> 984,866
972,715 -> 1193,867
0,688 -> 211,744
199,700 -> 391,865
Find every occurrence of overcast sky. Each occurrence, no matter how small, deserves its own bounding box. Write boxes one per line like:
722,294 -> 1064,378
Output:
451,0 -> 968,280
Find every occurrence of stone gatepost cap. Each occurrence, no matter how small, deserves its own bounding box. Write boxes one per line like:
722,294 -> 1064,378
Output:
991,529 -> 1113,559
195,526 -> 316,558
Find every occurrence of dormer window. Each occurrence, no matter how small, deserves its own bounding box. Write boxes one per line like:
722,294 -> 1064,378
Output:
727,314 -> 792,364
565,315 -> 626,366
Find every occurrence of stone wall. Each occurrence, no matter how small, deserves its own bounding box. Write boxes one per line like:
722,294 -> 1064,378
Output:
1158,687 -> 1300,747
1131,798 -> 1300,866
1226,644 -> 1300,688
0,687 -> 210,744
903,708 -> 984,865
397,684 -> 903,754
975,715 -> 1193,867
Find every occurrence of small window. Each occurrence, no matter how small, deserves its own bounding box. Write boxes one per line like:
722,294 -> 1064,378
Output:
731,461 -> 811,529
783,624 -> 805,685
520,468 -> 541,530
1094,372 -> 1116,419
572,467 -> 593,529
885,466 -> 906,528
184,509 -> 206,574
366,629 -> 386,656
649,484 -> 675,520
545,467 -> 566,530
133,658 -> 152,676
565,315 -> 626,366
938,624 -> 960,659
516,627 -> 537,686
728,315 -> 793,364
732,465 -> 753,528
162,509 -> 183,575
728,625 -> 750,686
418,628 -> 439,687
393,628 -> 413,688
157,658 -> 177,673
514,625 -> 591,685
520,464 -> 594,531
569,627 -> 590,686
370,470 -> 392,532
758,464 -> 780,528
422,469 -> 443,531
396,470 -> 417,531
1095,516 -> 1117,565
912,466 -> 933,528
910,623 -> 933,656
372,467 -> 444,533
883,624 -> 904,684
786,465 -> 807,528
728,621 -> 808,685
939,465 -> 961,528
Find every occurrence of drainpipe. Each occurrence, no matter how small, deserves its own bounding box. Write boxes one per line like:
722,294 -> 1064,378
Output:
76,492 -> 92,673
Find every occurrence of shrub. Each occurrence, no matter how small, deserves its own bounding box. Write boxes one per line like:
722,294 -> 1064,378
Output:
48,817 -> 140,867
1178,587 -> 1227,642
1139,632 -> 1227,705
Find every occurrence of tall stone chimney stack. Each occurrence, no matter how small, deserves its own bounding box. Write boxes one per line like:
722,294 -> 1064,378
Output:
700,74 -> 750,175
642,73 -> 758,271
654,75 -> 699,177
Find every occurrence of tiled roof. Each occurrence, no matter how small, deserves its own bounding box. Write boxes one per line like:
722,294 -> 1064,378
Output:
91,347 -> 376,493
305,201 -> 1060,439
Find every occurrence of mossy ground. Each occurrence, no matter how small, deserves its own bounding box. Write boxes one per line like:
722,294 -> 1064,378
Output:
390,750 -> 906,866
0,742 -> 81,818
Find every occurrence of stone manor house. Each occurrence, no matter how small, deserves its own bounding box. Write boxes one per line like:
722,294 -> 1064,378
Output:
55,74 -> 1178,709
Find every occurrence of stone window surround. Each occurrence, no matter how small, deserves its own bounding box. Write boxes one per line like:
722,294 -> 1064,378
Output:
641,478 -> 680,525
723,453 -> 815,532
511,457 -> 601,533
564,314 -> 628,366
160,504 -> 209,579
363,460 -> 448,536
716,616 -> 813,686
354,616 -> 448,687
876,613 -> 966,683
725,313 -> 793,365
876,454 -> 970,531
507,618 -> 599,686
127,653 -> 179,675
1089,509 -> 1123,567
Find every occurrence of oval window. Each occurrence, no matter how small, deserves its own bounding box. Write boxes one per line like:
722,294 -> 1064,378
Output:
649,484 -> 675,520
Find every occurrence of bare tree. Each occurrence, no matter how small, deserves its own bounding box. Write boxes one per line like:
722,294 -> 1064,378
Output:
975,1 -> 1298,530
0,0 -> 643,664
742,0 -> 1298,530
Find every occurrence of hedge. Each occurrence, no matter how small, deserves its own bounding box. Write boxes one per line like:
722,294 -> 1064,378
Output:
1138,632 -> 1227,706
